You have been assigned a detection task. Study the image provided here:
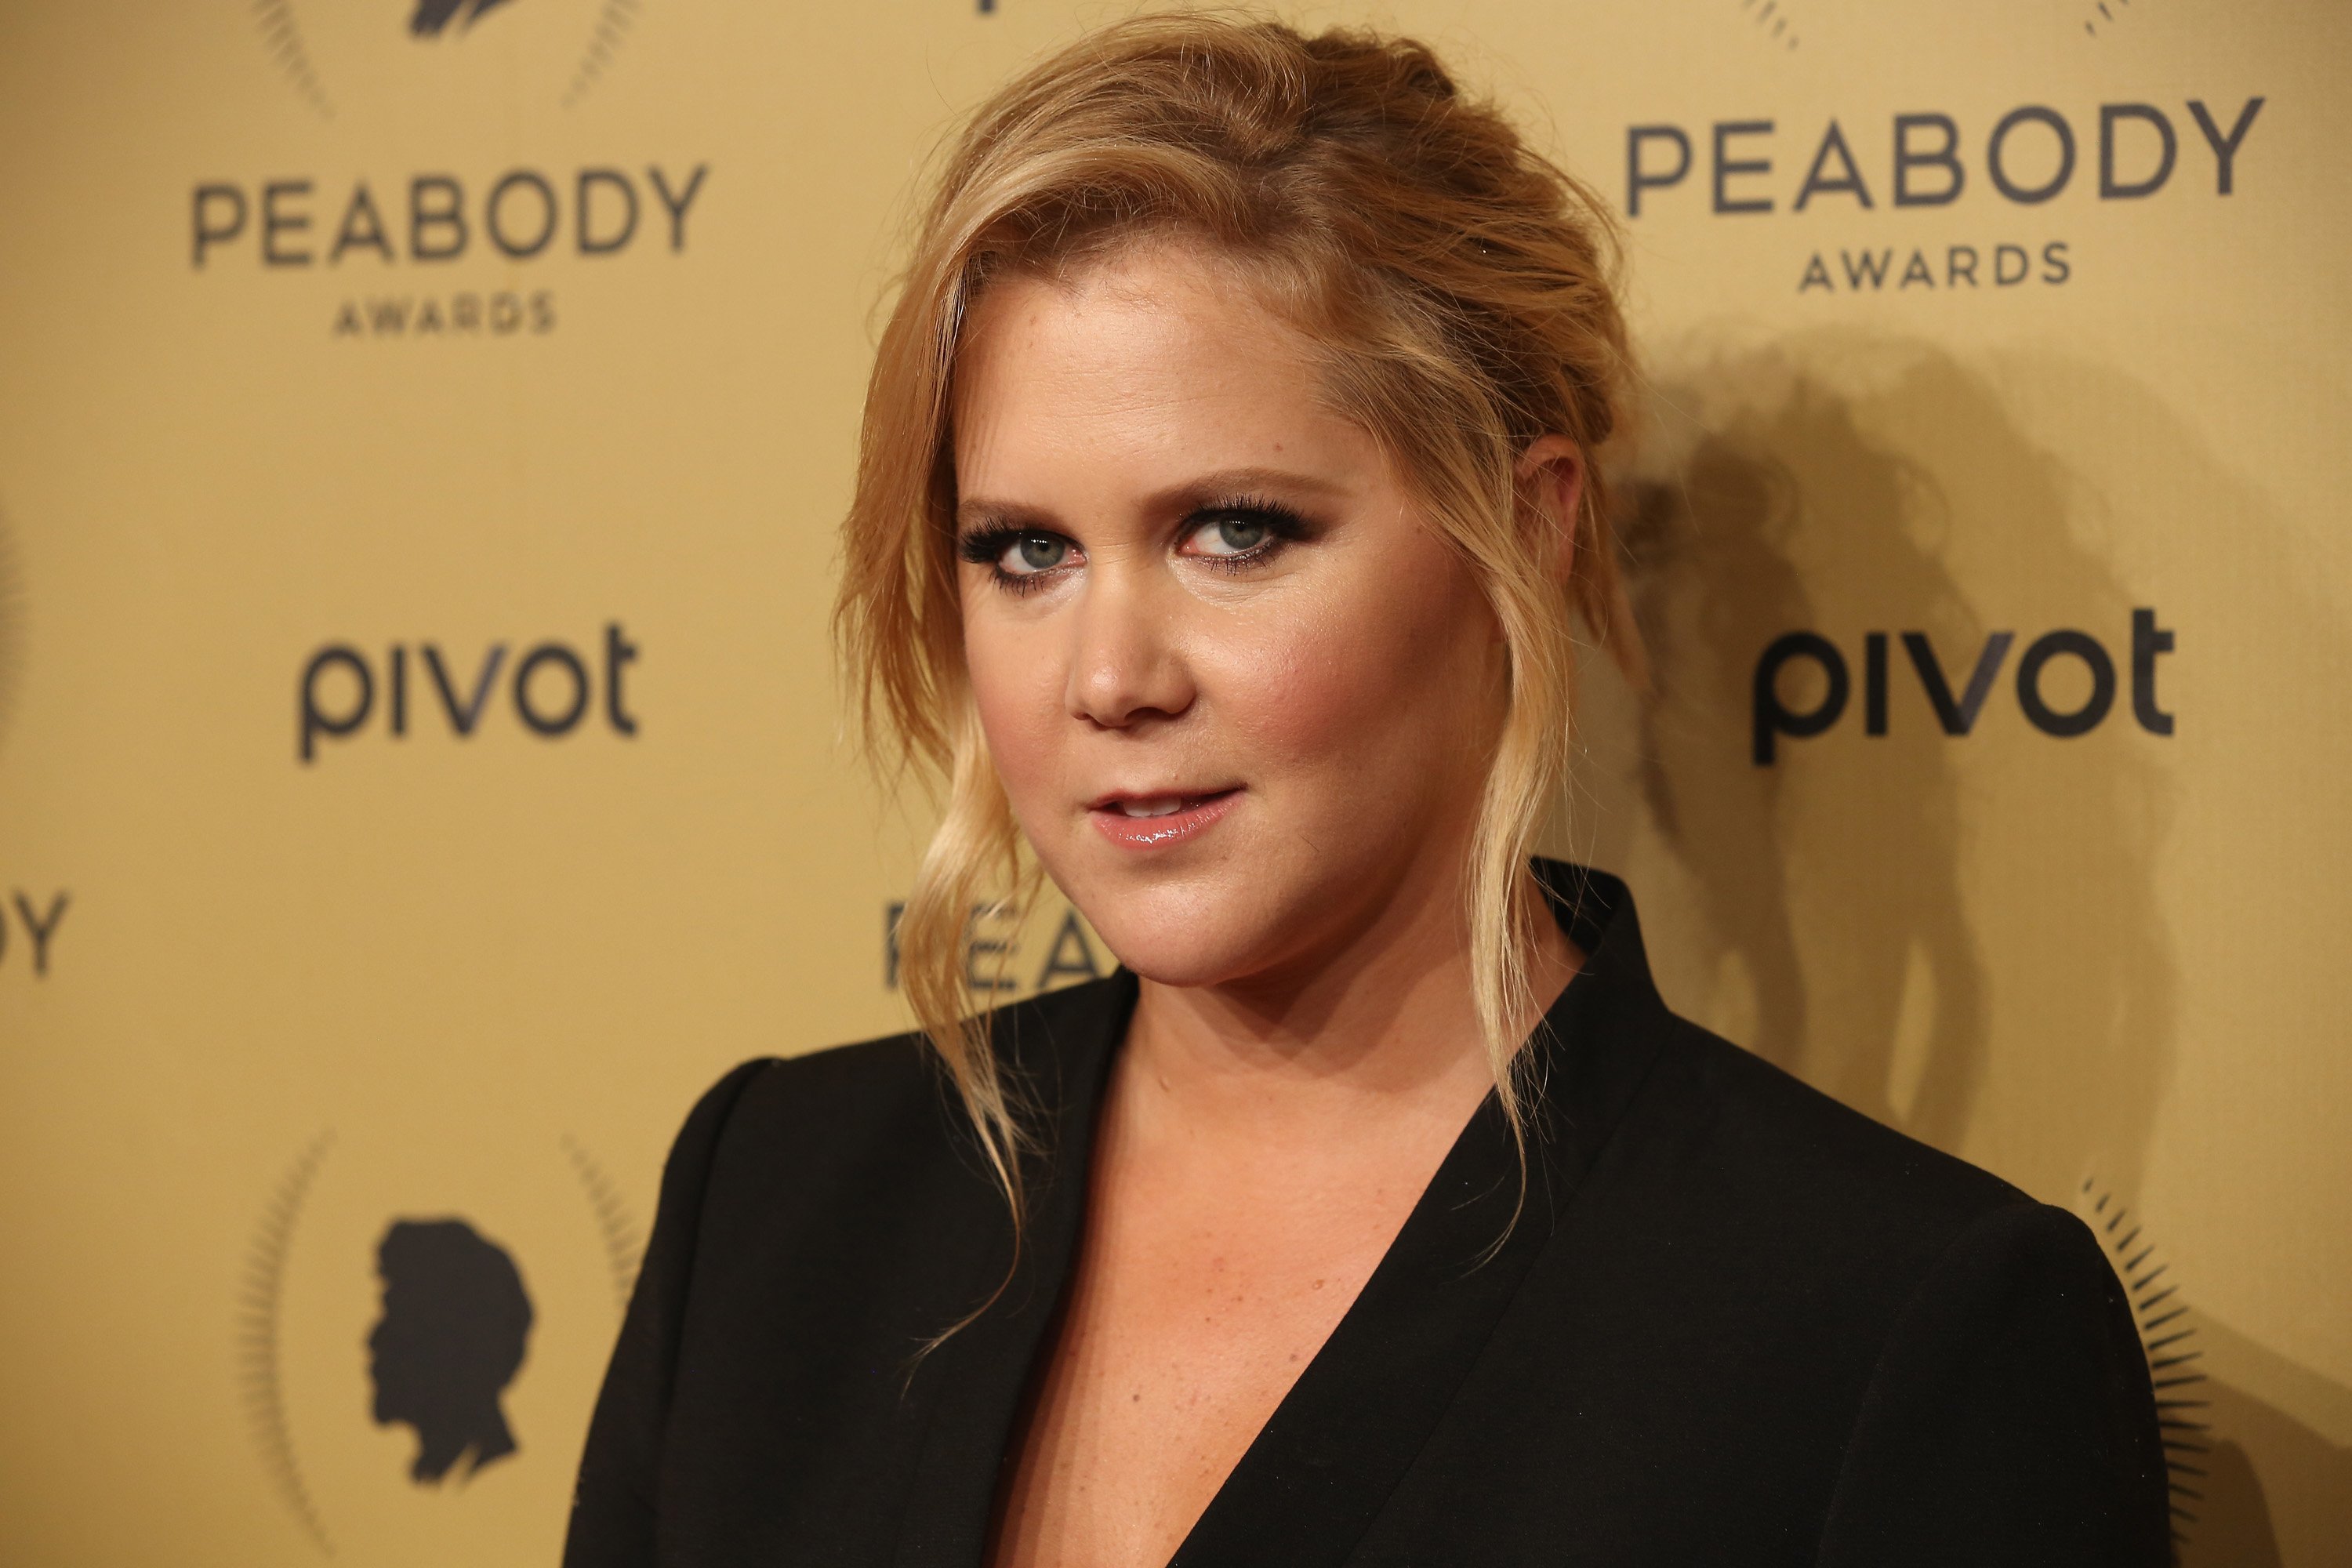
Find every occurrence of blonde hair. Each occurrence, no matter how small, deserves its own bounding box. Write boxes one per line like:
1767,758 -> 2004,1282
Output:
837,13 -> 1635,1218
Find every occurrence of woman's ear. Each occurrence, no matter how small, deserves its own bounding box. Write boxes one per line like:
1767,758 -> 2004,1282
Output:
1514,434 -> 1585,587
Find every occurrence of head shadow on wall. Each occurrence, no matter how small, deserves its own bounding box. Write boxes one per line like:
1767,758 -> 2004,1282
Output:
367,1217 -> 535,1485
1577,331 -> 2174,1203
1572,331 -> 2352,1563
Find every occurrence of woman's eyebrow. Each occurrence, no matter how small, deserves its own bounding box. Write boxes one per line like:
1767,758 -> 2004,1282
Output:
1155,467 -> 1350,510
953,497 -> 1060,534
954,467 -> 1349,535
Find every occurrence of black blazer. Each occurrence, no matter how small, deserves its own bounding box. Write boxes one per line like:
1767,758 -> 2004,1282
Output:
565,866 -> 2169,1566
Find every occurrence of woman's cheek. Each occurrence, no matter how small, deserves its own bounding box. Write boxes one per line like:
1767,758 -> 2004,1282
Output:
967,627 -> 1065,805
1230,570 -> 1488,807
1210,611 -> 1380,770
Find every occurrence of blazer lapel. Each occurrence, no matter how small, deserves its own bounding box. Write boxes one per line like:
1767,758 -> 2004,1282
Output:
886,864 -> 1672,1568
889,971 -> 1138,1568
1167,864 -> 1673,1568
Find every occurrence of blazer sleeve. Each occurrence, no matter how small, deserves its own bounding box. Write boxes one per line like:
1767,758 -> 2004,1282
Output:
1816,1202 -> 2172,1567
562,1058 -> 774,1568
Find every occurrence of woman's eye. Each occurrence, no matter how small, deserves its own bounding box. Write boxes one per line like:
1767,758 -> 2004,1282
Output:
1000,533 -> 1069,575
1188,516 -> 1272,557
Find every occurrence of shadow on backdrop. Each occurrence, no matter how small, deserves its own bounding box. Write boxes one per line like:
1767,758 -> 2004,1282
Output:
2182,1312 -> 2352,1565
1588,333 -> 2172,1200
1571,332 -> 2352,1564
367,1216 -> 535,1485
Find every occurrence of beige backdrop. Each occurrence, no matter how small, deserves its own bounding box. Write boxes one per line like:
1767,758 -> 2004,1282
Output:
0,0 -> 2346,1562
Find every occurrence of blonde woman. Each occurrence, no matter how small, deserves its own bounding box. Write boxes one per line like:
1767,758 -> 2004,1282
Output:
567,17 -> 2166,1566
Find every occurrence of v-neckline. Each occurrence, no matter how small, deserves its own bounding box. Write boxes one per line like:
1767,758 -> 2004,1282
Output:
890,863 -> 1672,1568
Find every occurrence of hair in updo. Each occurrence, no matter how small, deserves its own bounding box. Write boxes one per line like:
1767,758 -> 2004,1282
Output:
837,12 -> 1637,1218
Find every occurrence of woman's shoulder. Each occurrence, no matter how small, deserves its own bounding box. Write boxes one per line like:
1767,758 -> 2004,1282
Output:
1620,1010 -> 2103,1300
1541,864 -> 2060,1268
673,975 -> 1130,1192
1671,1016 -> 2020,1193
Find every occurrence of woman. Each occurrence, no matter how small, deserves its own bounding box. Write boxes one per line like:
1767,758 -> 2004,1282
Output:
566,17 -> 2166,1566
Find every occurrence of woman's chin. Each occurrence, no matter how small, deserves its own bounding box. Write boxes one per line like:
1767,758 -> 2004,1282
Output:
1084,903 -> 1315,993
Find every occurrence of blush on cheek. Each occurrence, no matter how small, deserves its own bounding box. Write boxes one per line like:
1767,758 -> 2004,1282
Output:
1222,631 -> 1366,763
966,630 -> 1073,828
1221,557 -> 1495,789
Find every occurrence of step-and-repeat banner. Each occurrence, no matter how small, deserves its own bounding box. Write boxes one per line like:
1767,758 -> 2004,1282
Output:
1,2 -> 2344,1562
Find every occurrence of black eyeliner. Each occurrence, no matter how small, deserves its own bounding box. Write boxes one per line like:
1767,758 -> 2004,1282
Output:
1186,495 -> 1313,535
1179,495 -> 1314,572
958,523 -> 1080,595
956,524 -> 1027,566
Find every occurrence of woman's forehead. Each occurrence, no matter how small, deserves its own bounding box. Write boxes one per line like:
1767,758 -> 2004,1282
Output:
956,248 -> 1337,437
963,241 -> 1301,369
949,279 -> 1379,517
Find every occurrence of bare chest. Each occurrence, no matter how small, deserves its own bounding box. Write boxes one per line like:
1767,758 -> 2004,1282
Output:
987,1169 -> 1421,1568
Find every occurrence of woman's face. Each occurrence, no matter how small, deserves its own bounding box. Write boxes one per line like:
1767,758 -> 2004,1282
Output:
951,241 -> 1504,992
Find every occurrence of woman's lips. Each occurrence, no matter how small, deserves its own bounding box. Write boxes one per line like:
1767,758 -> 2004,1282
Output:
1088,787 -> 1242,849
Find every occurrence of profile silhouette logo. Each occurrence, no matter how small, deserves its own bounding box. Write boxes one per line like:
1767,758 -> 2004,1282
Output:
367,1218 -> 535,1484
410,0 -> 515,38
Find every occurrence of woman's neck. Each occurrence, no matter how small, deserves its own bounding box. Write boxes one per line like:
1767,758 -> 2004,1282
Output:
1117,864 -> 1581,1149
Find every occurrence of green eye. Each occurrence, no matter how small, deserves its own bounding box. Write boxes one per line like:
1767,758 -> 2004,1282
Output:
1197,517 -> 1269,556
1004,534 -> 1067,575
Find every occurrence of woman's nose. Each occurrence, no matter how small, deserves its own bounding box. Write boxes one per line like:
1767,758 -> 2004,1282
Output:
1064,561 -> 1196,730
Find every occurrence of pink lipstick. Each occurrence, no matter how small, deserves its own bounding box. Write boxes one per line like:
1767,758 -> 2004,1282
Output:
1088,787 -> 1241,850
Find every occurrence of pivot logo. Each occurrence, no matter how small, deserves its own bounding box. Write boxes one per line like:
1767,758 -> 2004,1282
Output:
411,0 -> 515,38
298,623 -> 639,762
1753,608 -> 2175,764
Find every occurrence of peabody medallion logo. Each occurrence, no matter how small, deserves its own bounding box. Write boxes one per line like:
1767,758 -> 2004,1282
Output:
2074,1180 -> 2212,1555
368,1218 -> 535,1484
241,1127 -> 640,1560
411,0 -> 517,39
212,2 -> 707,339
252,0 -> 639,117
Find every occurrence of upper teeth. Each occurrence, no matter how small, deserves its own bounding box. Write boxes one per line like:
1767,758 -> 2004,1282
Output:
1119,797 -> 1185,818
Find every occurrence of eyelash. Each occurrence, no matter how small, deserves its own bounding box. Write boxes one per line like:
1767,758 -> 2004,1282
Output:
956,498 -> 1312,594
